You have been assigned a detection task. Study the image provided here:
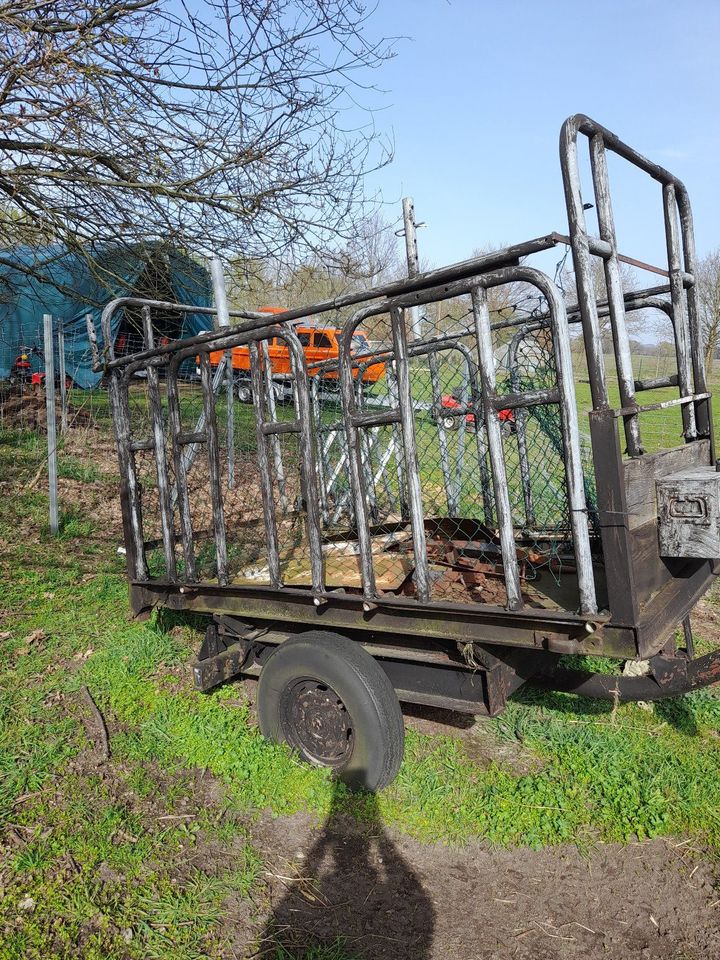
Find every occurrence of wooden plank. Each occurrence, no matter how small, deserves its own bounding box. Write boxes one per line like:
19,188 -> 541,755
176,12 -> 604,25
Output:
624,439 -> 710,531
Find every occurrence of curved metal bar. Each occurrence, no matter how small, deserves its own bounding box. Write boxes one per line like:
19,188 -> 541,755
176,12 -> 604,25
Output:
99,234 -> 563,370
541,648 -> 720,701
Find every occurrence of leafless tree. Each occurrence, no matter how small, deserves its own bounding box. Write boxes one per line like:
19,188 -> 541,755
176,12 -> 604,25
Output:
229,211 -> 403,311
0,0 -> 393,289
696,249 -> 720,376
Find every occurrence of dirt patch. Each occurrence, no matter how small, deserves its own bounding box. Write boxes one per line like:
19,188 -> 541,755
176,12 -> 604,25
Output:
252,808 -> 720,960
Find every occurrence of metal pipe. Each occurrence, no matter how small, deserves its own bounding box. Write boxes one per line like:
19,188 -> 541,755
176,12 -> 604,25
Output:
389,306 -> 431,603
471,287 -> 523,611
590,134 -> 643,456
199,353 -> 229,585
57,320 -> 67,434
402,197 -> 423,341
250,341 -> 282,590
262,339 -> 288,514
43,313 -> 59,536
142,307 -> 177,580
210,258 -> 235,489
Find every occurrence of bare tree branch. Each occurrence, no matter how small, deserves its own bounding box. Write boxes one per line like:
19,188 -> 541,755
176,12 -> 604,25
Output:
0,0 -> 395,293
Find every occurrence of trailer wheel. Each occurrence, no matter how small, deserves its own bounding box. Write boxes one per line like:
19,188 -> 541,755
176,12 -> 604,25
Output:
257,631 -> 404,791
237,381 -> 252,403
441,415 -> 459,431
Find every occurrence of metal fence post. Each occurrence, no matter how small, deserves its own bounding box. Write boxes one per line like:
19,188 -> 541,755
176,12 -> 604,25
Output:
57,318 -> 68,434
401,198 -> 423,341
43,313 -> 59,535
210,258 -> 234,488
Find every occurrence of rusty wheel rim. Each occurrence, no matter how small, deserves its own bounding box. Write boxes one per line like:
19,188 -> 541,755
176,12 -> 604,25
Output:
279,678 -> 354,769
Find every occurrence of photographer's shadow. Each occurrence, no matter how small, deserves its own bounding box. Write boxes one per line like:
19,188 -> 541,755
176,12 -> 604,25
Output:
257,781 -> 435,959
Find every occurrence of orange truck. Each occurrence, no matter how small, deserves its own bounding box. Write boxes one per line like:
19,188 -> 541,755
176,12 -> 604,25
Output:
207,308 -> 385,403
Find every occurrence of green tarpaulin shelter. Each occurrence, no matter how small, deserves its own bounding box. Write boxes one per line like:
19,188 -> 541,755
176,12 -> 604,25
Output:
0,244 -> 211,388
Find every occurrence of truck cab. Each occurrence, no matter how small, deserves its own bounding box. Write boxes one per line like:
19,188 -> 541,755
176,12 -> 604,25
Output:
206,310 -> 385,402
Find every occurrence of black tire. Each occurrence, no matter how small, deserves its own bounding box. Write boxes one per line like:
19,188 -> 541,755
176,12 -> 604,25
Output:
237,381 -> 253,403
257,631 -> 404,791
441,415 -> 459,431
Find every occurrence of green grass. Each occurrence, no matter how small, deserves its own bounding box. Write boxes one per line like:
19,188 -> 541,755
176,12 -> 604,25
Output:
2,452 -> 720,856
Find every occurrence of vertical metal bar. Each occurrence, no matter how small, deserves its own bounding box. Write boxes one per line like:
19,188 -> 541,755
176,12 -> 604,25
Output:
43,313 -> 59,536
450,375 -> 467,512
543,284 -> 598,616
166,364 -> 196,580
250,341 -> 282,589
57,320 -> 68,434
676,184 -> 712,444
428,350 -> 456,514
355,375 -> 380,521
284,332 -> 324,598
386,362 -> 409,520
402,197 -> 423,341
85,313 -> 100,371
339,324 -> 377,601
199,352 -> 229,585
176,353 -> 227,490
508,329 -> 535,527
210,258 -> 234,488
663,183 -> 698,441
590,135 -> 643,456
108,370 -> 148,580
559,120 -> 610,411
142,307 -> 176,580
682,615 -> 695,660
470,288 -> 522,610
110,372 -> 148,579
311,376 -> 329,520
226,355 -> 235,489
390,306 -> 430,603
262,339 -> 288,513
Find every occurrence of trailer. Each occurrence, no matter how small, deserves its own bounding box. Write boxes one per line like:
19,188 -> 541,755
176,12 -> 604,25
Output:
98,115 -> 720,791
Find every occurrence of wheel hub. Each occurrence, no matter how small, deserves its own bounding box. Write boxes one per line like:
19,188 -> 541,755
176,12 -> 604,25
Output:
279,679 -> 354,768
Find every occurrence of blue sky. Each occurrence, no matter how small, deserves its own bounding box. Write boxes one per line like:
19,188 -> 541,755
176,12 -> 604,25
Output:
364,0 -> 720,275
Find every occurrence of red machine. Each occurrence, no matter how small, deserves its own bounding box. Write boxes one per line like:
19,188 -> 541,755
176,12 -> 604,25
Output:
439,392 -> 515,434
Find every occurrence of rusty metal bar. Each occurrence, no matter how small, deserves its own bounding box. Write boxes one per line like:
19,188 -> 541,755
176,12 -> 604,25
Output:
199,352 -> 229,585
589,134 -> 643,457
471,285 -> 523,611
250,341 -> 282,590
613,393 -> 710,418
165,359 -> 197,581
261,338 -> 288,514
110,372 -> 147,579
389,305 -> 431,603
142,307 -> 176,580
